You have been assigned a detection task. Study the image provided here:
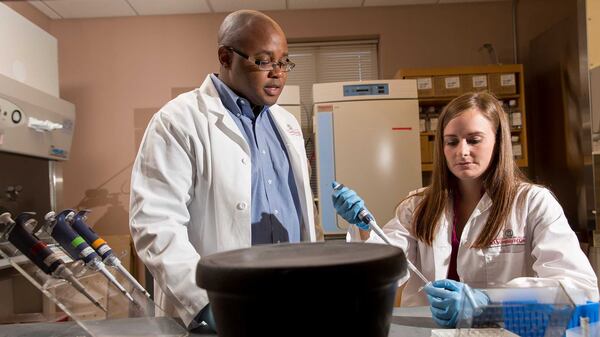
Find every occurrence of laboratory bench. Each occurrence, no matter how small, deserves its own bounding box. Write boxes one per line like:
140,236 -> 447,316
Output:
0,307 -> 436,337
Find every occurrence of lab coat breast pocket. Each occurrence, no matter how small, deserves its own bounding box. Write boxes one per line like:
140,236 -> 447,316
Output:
483,241 -> 526,284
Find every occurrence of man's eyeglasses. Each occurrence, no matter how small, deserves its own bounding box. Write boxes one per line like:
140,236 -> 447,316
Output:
226,47 -> 295,72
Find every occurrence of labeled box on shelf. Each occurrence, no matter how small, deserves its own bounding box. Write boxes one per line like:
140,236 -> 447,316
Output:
434,76 -> 462,97
489,73 -> 517,95
461,74 -> 488,93
412,76 -> 435,98
394,65 -> 527,171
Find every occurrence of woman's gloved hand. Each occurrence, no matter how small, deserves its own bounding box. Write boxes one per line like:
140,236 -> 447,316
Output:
331,181 -> 369,230
424,279 -> 489,328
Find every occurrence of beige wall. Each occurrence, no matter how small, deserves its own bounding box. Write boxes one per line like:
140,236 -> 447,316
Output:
51,14 -> 225,234
273,4 -> 513,76
8,1 -> 572,235
4,1 -> 50,32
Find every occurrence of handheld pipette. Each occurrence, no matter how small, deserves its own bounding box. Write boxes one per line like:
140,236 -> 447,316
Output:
69,210 -> 150,298
0,212 -> 107,312
333,183 -> 482,311
364,208 -> 482,311
357,209 -> 431,288
332,184 -> 431,288
41,210 -> 135,304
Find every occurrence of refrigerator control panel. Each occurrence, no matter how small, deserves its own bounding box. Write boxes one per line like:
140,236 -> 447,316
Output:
343,83 -> 389,96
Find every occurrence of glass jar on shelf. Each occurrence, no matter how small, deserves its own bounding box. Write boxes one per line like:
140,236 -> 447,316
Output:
511,135 -> 522,159
419,106 -> 427,132
426,106 -> 438,132
508,99 -> 522,129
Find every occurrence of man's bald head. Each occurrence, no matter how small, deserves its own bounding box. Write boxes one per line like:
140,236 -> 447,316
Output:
218,10 -> 284,48
216,10 -> 289,107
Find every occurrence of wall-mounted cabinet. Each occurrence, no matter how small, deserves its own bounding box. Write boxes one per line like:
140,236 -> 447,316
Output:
395,64 -> 528,172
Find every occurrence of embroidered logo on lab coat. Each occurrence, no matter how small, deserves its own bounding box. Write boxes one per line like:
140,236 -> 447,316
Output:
286,124 -> 302,137
490,236 -> 525,247
489,228 -> 525,247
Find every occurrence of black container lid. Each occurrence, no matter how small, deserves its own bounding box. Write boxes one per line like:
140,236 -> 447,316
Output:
197,242 -> 407,294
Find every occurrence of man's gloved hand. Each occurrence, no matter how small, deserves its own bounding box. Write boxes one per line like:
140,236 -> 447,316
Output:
195,303 -> 217,332
424,279 -> 489,328
331,181 -> 369,230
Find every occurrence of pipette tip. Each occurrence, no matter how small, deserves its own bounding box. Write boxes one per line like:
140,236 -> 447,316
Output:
115,263 -> 151,298
367,217 -> 431,287
124,291 -> 135,303
94,300 -> 108,313
417,281 -> 432,293
99,266 -> 137,304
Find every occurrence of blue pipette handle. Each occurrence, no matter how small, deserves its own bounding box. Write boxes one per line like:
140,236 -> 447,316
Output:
71,210 -> 113,260
70,210 -> 151,298
47,210 -> 99,264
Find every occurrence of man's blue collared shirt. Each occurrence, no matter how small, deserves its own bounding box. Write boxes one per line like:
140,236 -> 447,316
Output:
210,74 -> 302,244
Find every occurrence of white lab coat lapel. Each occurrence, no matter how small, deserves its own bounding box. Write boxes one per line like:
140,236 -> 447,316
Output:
430,193 -> 493,281
469,193 -> 492,222
432,208 -> 453,280
459,193 -> 492,284
463,193 -> 493,241
270,105 -> 316,242
198,76 -> 250,156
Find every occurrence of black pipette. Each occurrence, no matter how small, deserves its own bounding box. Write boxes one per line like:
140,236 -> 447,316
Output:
0,212 -> 107,312
40,210 -> 135,303
70,210 -> 150,298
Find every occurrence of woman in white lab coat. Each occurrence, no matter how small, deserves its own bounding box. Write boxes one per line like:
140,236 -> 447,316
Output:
332,91 -> 599,327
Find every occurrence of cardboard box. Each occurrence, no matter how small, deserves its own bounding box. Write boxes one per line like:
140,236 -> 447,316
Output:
434,76 -> 462,97
489,73 -> 517,95
410,76 -> 435,97
461,74 -> 488,93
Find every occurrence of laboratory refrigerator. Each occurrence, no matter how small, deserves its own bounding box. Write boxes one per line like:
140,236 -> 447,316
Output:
313,80 -> 422,236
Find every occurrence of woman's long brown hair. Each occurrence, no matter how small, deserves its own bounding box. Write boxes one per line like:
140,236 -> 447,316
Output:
409,92 -> 528,248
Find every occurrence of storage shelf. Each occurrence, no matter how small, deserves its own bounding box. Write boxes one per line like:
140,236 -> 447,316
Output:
420,128 -> 523,136
418,94 -> 520,106
396,64 -> 524,77
397,64 -> 529,173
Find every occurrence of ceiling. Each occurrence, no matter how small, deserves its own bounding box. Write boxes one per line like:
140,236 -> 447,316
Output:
27,0 -> 508,19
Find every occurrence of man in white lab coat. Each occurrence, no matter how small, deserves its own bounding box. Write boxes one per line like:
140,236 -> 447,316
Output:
129,10 -> 316,331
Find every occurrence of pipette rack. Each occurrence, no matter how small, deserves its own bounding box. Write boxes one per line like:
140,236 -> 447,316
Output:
0,226 -> 187,337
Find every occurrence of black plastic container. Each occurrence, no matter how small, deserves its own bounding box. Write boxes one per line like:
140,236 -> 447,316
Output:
197,241 -> 407,337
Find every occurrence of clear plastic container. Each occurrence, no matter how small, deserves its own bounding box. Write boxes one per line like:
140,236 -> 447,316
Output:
455,285 -> 576,337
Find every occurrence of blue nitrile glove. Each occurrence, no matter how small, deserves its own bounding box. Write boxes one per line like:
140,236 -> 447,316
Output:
424,279 -> 489,328
331,181 -> 370,230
